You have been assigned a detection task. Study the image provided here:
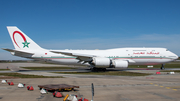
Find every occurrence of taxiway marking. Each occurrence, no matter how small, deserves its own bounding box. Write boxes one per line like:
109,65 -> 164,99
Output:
150,83 -> 178,91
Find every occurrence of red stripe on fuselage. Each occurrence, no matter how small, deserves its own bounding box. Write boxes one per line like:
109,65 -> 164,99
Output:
33,57 -> 171,60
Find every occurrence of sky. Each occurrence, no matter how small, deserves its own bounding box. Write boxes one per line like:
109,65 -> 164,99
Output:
0,0 -> 180,60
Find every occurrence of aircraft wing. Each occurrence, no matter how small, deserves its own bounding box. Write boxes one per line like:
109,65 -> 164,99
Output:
2,48 -> 34,55
51,51 -> 136,64
51,51 -> 95,57
51,51 -> 96,62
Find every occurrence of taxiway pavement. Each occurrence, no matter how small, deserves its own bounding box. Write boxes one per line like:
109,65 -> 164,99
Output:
0,63 -> 180,101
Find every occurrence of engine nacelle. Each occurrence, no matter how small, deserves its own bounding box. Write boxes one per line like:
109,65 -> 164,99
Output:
92,57 -> 111,68
112,60 -> 128,68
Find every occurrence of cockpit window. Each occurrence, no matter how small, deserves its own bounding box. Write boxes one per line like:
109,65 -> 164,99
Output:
169,56 -> 176,57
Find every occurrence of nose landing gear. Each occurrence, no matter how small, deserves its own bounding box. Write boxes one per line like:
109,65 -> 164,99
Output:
161,64 -> 165,70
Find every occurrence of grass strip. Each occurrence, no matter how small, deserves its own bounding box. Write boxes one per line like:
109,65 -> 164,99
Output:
20,67 -> 77,70
160,70 -> 180,73
129,63 -> 180,68
0,69 -> 10,71
0,73 -> 63,78
53,71 -> 151,76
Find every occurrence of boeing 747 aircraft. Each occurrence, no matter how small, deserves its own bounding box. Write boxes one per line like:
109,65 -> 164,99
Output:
3,26 -> 178,70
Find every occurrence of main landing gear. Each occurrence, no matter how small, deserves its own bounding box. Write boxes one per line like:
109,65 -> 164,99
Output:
161,64 -> 165,70
90,67 -> 106,72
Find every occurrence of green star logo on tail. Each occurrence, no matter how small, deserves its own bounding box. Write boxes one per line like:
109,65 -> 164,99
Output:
13,31 -> 30,48
22,41 -> 30,48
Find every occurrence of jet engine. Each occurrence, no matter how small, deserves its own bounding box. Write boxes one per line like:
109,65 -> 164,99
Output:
91,57 -> 128,68
112,60 -> 128,68
91,57 -> 111,68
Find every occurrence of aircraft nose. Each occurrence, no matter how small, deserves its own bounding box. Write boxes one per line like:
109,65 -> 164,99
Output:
175,54 -> 179,60
170,52 -> 179,60
172,52 -> 179,60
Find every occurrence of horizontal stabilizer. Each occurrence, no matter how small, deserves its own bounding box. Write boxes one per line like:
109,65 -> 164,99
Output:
2,48 -> 34,55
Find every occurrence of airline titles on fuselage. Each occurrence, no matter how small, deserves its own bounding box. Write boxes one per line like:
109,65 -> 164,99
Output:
133,52 -> 160,55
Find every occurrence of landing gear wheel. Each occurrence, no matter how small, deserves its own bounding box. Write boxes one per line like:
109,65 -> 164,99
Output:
91,67 -> 97,72
91,67 -> 106,72
161,64 -> 165,70
102,68 -> 106,71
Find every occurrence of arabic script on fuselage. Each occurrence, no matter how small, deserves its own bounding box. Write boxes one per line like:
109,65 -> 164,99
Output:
133,52 -> 159,55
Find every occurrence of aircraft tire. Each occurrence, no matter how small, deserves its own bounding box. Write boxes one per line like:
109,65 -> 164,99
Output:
161,64 -> 165,70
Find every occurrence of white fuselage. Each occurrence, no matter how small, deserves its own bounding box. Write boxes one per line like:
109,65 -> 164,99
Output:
27,47 -> 178,67
5,27 -> 178,69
